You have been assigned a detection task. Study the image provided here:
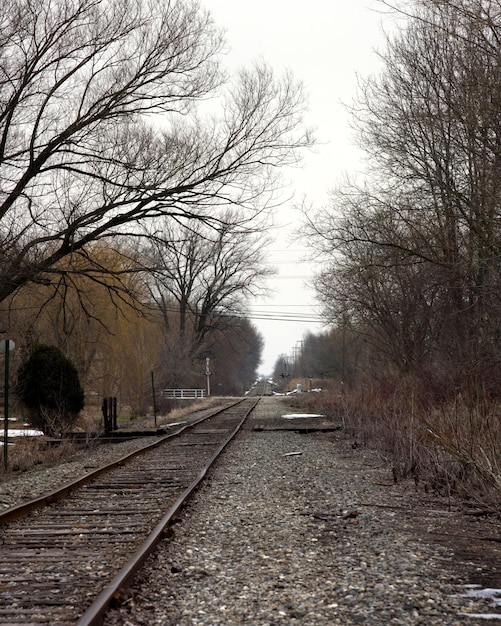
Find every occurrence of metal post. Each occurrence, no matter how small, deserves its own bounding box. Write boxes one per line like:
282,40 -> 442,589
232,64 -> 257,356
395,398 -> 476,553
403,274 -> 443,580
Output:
206,357 -> 211,397
102,398 -> 109,435
2,339 -> 14,472
150,371 -> 157,428
342,317 -> 346,390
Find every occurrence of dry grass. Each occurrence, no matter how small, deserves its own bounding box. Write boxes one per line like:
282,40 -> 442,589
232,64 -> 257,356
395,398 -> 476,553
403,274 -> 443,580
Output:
3,436 -> 79,474
109,397 -> 222,430
301,381 -> 501,512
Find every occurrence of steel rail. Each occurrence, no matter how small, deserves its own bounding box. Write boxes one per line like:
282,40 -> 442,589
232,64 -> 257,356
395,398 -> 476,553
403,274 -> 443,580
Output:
0,398 -> 244,524
77,397 -> 259,626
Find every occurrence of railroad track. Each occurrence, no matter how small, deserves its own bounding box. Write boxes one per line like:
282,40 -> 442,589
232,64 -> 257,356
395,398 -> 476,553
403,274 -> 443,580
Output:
246,378 -> 275,396
0,397 -> 259,625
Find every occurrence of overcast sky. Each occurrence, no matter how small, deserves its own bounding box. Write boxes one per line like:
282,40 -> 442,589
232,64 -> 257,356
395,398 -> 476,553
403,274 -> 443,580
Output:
205,1 -> 390,375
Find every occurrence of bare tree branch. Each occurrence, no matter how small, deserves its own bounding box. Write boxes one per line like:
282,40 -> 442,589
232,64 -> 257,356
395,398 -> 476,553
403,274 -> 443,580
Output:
0,0 -> 312,304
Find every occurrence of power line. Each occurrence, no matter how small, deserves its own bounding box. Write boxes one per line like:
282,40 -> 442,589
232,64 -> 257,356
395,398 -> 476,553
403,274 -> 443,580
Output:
5,302 -> 325,324
246,310 -> 324,323
266,275 -> 312,279
248,315 -> 324,323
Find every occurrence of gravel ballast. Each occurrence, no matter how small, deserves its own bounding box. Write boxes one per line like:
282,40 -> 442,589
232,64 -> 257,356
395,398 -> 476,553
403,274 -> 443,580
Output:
99,397 -> 500,625
1,397 -> 499,624
0,436 -> 161,510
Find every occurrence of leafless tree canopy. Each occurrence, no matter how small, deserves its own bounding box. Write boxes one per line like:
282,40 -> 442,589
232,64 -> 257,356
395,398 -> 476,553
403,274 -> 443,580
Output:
295,0 -> 501,508
145,214 -> 273,344
306,0 -> 501,384
0,0 -> 312,303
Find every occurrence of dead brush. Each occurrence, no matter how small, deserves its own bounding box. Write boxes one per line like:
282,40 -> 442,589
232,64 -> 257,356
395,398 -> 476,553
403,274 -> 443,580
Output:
4,437 -> 45,473
76,409 -> 103,433
283,380 -> 346,419
4,436 -> 79,474
418,399 -> 501,510
313,380 -> 501,512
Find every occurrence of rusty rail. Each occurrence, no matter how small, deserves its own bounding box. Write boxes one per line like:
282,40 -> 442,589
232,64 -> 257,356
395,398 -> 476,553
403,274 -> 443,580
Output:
78,398 -> 258,626
0,397 -> 258,625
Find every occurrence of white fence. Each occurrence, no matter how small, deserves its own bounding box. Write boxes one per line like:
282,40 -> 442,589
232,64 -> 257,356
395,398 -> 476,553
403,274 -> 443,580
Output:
160,388 -> 206,399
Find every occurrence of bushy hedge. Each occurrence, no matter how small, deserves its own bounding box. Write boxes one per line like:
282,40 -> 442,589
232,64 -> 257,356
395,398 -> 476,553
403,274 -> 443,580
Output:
16,345 -> 84,436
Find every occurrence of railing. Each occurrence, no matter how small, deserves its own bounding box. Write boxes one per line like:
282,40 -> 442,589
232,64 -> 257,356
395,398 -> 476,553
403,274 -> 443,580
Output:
160,388 -> 206,399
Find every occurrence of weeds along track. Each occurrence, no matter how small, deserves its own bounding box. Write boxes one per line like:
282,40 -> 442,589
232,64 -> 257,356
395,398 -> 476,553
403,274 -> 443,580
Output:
0,397 -> 259,625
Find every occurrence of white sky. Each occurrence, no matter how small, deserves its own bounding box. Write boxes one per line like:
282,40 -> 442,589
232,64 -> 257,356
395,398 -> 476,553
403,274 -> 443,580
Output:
206,1 -> 389,375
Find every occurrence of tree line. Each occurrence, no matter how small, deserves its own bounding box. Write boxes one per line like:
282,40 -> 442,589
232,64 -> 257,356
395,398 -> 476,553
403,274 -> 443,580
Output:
298,0 -> 501,506
306,0 -> 501,398
0,0 -> 312,418
3,240 -> 265,417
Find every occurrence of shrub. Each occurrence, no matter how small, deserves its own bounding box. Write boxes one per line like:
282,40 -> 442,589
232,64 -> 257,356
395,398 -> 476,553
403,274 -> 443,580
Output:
16,345 -> 84,436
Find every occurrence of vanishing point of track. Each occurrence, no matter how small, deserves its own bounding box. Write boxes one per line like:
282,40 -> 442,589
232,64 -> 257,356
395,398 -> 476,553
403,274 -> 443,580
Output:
0,397 -> 260,625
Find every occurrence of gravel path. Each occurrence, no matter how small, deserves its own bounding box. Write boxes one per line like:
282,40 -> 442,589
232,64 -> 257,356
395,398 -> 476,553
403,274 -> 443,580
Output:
101,397 -> 500,626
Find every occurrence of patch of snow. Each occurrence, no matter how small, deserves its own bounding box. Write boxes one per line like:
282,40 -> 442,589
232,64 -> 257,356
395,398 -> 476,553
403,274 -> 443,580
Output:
454,585 -> 501,620
0,428 -> 44,445
5,429 -> 44,437
459,614 -> 501,620
281,413 -> 325,419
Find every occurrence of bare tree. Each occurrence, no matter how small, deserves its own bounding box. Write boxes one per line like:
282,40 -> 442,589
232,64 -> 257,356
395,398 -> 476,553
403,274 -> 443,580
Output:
306,0 -> 501,386
204,317 -> 264,395
311,199 -> 445,373
0,0 -> 311,306
146,214 -> 273,341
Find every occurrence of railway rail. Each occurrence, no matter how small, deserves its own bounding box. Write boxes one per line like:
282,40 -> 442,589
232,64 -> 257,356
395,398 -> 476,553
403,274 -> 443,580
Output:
0,396 -> 259,625
246,378 -> 275,397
